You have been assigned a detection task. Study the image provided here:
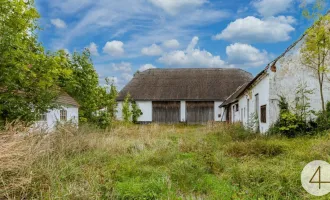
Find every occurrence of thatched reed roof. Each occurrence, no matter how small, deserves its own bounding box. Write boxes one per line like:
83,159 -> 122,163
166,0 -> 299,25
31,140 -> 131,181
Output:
117,68 -> 253,101
56,92 -> 80,107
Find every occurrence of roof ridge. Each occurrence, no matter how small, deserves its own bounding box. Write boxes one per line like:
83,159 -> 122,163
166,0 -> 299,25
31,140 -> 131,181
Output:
147,68 -> 243,70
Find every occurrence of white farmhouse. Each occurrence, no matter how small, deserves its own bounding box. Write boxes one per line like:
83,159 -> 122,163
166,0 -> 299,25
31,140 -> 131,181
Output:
221,35 -> 330,134
34,92 -> 79,131
116,68 -> 253,124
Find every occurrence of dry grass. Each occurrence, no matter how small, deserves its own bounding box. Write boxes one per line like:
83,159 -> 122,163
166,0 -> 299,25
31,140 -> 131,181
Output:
0,122 -> 329,199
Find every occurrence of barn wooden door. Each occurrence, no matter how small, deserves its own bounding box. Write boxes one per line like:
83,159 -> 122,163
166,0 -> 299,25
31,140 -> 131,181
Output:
152,101 -> 180,123
227,106 -> 232,123
186,101 -> 214,124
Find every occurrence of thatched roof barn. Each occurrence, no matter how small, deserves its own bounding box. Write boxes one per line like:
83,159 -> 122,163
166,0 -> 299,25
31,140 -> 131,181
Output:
116,68 -> 253,124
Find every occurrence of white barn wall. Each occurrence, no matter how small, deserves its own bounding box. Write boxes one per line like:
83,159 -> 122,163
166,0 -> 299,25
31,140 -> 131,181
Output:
231,104 -> 240,122
116,101 -> 152,122
214,101 -> 223,121
239,97 -> 248,126
238,75 -> 270,134
180,101 -> 186,122
136,101 -> 152,122
116,102 -> 123,120
219,107 -> 227,121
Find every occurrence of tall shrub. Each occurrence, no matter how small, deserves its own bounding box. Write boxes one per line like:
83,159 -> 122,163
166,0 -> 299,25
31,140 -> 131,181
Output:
122,94 -> 132,123
131,101 -> 143,123
301,0 -> 330,112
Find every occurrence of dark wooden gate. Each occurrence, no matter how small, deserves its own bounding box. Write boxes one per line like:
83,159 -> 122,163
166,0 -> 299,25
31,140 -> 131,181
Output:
227,105 -> 232,123
152,101 -> 180,123
186,101 -> 214,124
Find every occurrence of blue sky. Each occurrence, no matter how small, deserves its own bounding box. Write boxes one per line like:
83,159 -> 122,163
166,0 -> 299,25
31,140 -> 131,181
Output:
35,0 -> 327,89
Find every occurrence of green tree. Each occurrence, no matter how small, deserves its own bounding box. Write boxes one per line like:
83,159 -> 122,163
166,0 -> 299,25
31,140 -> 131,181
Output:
131,100 -> 142,123
294,81 -> 314,128
105,77 -> 118,120
122,94 -> 132,123
91,78 -> 118,129
0,0 -> 70,124
62,49 -> 102,122
301,0 -> 330,112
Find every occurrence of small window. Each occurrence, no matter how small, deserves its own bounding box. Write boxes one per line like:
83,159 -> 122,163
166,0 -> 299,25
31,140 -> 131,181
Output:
40,113 -> 47,121
60,109 -> 67,121
236,104 -> 239,112
261,105 -> 267,123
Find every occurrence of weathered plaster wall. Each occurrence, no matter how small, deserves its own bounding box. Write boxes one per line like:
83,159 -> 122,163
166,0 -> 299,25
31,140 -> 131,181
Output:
231,103 -> 240,122
238,75 -> 270,134
214,101 -> 223,121
269,40 -> 330,124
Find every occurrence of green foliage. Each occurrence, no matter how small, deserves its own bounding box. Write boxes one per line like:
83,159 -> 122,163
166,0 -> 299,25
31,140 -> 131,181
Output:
301,1 -> 330,112
121,94 -> 142,124
315,101 -> 330,131
122,94 -> 132,123
278,111 -> 299,136
0,0 -> 118,128
90,79 -> 118,129
270,96 -> 299,137
105,78 -> 118,120
92,111 -> 112,130
0,0 -> 71,124
131,101 -> 142,123
61,49 -> 103,122
270,83 -> 317,137
246,112 -> 259,133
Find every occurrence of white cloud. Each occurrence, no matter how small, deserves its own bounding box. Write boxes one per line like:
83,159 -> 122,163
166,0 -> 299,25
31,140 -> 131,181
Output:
159,36 -> 226,68
112,62 -> 132,72
103,40 -> 124,56
148,0 -> 206,15
139,64 -> 157,72
121,73 -> 133,82
253,0 -> 294,17
51,18 -> 67,29
214,16 -> 295,43
49,0 -> 94,14
87,42 -> 99,56
48,0 -> 228,52
163,39 -> 180,49
226,43 -> 270,68
141,44 -> 163,56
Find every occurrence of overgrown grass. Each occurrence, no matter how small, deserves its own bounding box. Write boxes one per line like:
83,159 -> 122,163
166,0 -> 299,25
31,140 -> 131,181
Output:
1,122 -> 330,199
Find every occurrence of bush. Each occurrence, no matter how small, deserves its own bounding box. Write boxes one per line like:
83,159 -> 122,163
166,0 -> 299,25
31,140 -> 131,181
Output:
91,111 -> 112,129
269,95 -> 316,137
314,102 -> 330,131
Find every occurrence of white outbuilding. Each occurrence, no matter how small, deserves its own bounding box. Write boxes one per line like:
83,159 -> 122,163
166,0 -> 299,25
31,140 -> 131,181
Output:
34,92 -> 79,131
221,33 -> 330,134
